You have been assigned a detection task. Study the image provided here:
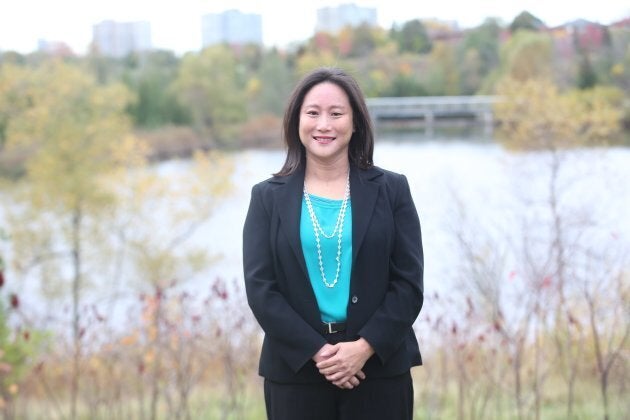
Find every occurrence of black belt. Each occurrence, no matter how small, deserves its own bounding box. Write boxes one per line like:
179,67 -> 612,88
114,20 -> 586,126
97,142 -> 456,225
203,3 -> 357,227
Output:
322,321 -> 346,335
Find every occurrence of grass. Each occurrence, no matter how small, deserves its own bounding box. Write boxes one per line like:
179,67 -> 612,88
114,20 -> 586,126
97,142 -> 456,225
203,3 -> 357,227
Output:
10,372 -> 626,419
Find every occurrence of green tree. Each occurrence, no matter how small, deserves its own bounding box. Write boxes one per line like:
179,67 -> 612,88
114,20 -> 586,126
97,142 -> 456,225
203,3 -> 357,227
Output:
173,46 -> 247,148
577,52 -> 598,89
391,19 -> 432,55
84,51 -> 129,85
247,49 -> 294,116
357,43 -> 403,97
459,49 -> 484,95
0,65 -> 27,152
588,26 -> 617,88
608,26 -> 630,93
124,50 -> 191,128
0,52 -> 26,67
509,11 -> 546,33
424,42 -> 460,95
384,73 -> 427,96
341,24 -> 385,58
459,19 -> 501,94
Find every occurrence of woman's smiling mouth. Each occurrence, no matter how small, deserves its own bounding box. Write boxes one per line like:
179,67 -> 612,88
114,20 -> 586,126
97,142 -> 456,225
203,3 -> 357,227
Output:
314,136 -> 335,144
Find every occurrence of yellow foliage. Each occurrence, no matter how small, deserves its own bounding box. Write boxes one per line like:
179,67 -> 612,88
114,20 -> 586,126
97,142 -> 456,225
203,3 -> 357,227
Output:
8,383 -> 18,395
369,69 -> 386,85
246,77 -> 262,97
144,350 -> 154,364
102,147 -> 233,289
296,51 -> 343,77
399,62 -> 412,76
494,77 -> 622,150
499,31 -> 553,82
191,149 -> 234,198
428,42 -> 461,95
120,333 -> 139,346
364,69 -> 390,97
147,326 -> 158,342
111,134 -> 150,170
1,60 -> 135,214
611,63 -> 624,76
88,356 -> 102,371
170,332 -> 179,349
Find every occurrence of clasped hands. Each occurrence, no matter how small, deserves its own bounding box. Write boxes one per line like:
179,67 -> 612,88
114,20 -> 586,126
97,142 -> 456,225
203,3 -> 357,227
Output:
312,337 -> 375,390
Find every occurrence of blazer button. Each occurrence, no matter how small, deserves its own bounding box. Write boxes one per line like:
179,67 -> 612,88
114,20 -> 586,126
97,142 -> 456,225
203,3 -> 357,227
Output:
351,295 -> 358,304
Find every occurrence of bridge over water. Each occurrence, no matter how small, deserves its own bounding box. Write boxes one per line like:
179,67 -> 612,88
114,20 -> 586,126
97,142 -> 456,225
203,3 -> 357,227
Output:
366,96 -> 500,131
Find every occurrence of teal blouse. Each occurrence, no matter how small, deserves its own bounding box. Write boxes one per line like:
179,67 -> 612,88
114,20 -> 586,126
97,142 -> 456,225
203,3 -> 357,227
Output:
300,194 -> 352,323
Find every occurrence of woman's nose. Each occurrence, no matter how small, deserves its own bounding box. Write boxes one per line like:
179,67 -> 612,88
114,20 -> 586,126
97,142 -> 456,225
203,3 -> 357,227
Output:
316,115 -> 331,130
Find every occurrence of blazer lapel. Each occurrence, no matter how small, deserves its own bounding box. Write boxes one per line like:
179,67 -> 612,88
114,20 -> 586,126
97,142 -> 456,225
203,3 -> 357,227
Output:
275,166 -> 310,280
351,165 -> 382,264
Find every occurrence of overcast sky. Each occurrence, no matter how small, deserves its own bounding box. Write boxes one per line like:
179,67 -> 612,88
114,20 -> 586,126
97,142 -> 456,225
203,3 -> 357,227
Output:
1,0 -> 628,54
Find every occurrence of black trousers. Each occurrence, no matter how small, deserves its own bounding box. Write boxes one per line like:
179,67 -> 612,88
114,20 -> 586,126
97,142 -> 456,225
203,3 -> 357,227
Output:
264,371 -> 414,420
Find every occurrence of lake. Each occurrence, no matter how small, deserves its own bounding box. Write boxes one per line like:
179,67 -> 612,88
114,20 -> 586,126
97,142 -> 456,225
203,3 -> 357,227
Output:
188,129 -> 630,316
2,127 -> 629,333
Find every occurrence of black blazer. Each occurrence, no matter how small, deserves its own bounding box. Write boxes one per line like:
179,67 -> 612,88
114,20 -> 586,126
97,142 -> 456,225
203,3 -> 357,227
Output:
243,164 -> 424,383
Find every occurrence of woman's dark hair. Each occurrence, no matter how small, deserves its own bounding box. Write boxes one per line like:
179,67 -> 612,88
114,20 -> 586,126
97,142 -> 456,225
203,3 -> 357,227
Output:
274,67 -> 374,176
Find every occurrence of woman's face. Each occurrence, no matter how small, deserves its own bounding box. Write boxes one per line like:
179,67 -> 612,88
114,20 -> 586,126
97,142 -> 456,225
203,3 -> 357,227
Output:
299,82 -> 354,165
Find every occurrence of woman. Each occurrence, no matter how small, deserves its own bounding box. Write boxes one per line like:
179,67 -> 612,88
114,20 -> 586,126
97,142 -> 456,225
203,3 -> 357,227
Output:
243,67 -> 424,420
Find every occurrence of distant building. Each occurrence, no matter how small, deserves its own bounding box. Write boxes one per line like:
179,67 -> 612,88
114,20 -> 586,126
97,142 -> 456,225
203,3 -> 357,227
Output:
202,10 -> 263,47
423,19 -> 463,44
610,16 -> 630,30
564,19 -> 609,51
316,3 -> 377,34
92,20 -> 152,58
37,39 -> 74,56
550,19 -> 611,59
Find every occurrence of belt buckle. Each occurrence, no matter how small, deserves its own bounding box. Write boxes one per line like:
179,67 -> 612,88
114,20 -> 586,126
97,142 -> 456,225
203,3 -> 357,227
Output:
326,322 -> 337,334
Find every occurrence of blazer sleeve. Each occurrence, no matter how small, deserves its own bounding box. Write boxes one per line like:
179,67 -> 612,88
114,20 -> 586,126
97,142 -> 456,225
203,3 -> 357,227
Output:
358,174 -> 424,363
243,183 -> 327,373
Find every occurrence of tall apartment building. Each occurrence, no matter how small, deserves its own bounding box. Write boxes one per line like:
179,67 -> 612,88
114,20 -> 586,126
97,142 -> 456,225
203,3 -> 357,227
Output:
316,3 -> 378,34
92,20 -> 152,58
201,10 -> 263,47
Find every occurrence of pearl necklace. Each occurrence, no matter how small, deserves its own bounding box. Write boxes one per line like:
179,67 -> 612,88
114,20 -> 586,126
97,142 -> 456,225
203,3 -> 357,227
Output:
303,174 -> 350,288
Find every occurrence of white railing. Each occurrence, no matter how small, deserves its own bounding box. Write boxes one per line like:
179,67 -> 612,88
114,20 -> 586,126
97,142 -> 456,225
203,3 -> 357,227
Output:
365,95 -> 500,131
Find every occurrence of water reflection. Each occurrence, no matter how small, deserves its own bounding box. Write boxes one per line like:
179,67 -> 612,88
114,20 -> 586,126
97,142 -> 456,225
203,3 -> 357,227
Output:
376,122 -> 495,144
